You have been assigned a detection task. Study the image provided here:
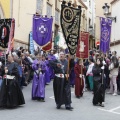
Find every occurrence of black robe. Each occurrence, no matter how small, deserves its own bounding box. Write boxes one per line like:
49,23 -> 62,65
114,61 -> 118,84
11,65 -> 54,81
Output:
0,62 -> 25,108
49,60 -> 71,106
92,65 -> 105,105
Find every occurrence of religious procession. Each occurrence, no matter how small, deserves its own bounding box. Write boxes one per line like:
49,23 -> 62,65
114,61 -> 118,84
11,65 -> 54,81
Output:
0,0 -> 120,120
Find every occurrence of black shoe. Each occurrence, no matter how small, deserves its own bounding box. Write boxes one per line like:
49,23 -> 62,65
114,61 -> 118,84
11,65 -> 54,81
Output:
76,96 -> 80,99
100,104 -> 104,107
22,83 -> 27,86
66,107 -> 74,111
56,105 -> 61,109
40,99 -> 45,102
81,93 -> 83,97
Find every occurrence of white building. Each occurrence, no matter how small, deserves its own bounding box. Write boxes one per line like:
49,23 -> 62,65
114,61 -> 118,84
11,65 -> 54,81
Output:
82,0 -> 96,48
110,0 -> 120,56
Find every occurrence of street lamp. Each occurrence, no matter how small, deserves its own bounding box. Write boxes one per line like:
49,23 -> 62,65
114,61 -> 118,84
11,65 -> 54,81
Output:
102,3 -> 116,22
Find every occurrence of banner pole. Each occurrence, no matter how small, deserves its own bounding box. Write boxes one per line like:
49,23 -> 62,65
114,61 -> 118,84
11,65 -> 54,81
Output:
79,31 -> 83,86
4,48 -> 8,86
66,54 -> 70,80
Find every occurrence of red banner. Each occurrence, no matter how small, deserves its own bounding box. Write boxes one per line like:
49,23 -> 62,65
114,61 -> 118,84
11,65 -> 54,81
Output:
42,39 -> 52,51
76,31 -> 89,59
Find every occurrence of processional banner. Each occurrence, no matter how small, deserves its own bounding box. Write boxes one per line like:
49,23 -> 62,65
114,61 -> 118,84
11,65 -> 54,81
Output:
60,1 -> 81,55
32,15 -> 53,47
76,31 -> 89,59
100,17 -> 112,53
0,19 -> 13,49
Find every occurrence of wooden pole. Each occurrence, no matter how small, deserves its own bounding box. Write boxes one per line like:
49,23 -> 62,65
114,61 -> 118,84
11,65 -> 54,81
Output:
66,54 -> 70,80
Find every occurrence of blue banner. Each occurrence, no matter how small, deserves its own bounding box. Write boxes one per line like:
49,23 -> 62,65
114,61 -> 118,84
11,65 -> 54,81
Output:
29,31 -> 34,54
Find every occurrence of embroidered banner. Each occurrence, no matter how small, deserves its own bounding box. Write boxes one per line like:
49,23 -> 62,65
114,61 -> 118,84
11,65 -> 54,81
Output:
100,17 -> 112,53
76,31 -> 89,59
0,19 -> 12,49
32,15 -> 53,47
60,1 -> 81,55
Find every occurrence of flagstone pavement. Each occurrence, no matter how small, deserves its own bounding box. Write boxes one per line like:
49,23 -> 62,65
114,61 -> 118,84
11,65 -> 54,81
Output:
0,81 -> 120,120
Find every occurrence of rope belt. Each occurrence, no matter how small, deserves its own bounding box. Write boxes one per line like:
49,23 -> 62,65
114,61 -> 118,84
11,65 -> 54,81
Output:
55,74 -> 64,78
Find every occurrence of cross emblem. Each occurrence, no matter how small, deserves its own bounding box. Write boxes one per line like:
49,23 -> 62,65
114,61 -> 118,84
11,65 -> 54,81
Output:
38,25 -> 47,34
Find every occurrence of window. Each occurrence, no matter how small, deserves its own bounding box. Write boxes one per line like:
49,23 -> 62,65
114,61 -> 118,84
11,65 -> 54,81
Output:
36,0 -> 43,14
47,3 -> 52,17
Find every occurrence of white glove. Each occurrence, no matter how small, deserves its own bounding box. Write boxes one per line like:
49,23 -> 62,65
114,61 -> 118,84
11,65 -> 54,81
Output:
101,66 -> 105,70
102,60 -> 106,65
79,74 -> 82,78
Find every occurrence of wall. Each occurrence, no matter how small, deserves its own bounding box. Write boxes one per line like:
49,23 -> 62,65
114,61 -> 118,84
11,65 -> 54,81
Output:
111,1 -> 120,42
12,0 -> 61,49
110,1 -> 120,56
0,0 -> 10,18
12,0 -> 36,48
111,44 -> 120,56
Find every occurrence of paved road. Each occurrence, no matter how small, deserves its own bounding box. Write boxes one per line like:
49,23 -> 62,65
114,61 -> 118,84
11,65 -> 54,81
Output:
0,81 -> 120,120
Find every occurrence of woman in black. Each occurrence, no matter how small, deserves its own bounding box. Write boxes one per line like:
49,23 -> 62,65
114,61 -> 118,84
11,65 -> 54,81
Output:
0,54 -> 25,108
92,58 -> 105,107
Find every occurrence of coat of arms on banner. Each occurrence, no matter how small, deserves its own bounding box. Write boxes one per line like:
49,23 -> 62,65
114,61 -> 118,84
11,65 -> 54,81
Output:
76,31 -> 89,59
0,19 -> 13,49
60,1 -> 81,55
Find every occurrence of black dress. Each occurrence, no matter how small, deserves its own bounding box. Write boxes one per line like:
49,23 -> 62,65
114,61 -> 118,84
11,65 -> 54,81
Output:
92,65 -> 105,105
49,59 -> 71,107
0,62 -> 25,108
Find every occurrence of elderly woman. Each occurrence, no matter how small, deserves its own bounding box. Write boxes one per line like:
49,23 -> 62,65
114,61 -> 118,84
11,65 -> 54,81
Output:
108,51 -> 119,96
0,54 -> 25,108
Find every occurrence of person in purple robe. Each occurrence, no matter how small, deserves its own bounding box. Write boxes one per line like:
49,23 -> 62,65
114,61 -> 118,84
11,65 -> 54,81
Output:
47,50 -> 56,80
32,53 -> 45,102
42,55 -> 50,84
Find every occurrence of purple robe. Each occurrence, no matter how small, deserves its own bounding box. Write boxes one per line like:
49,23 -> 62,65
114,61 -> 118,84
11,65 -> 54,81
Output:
69,59 -> 75,86
48,54 -> 56,79
69,69 -> 75,86
32,59 -> 45,99
43,60 -> 51,84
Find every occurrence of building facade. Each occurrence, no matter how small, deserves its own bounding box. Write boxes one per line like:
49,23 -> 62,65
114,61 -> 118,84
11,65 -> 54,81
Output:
11,0 -> 61,49
110,0 -> 120,56
82,0 -> 96,49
